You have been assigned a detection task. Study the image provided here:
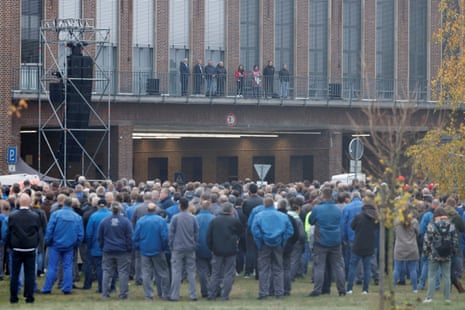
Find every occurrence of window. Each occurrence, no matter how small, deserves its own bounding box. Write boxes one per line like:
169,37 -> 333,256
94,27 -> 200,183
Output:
275,0 -> 294,94
309,0 -> 328,98
96,0 -> 118,94
133,0 -> 154,94
21,0 -> 43,90
240,0 -> 259,73
343,0 -> 361,98
409,0 -> 427,100
205,0 -> 225,64
376,0 -> 395,99
169,0 -> 190,95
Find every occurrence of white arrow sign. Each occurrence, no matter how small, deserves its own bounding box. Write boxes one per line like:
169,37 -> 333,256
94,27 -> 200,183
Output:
254,164 -> 271,181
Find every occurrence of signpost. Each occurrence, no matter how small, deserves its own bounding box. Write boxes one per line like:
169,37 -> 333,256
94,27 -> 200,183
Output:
254,164 -> 271,184
7,146 -> 17,173
348,138 -> 364,178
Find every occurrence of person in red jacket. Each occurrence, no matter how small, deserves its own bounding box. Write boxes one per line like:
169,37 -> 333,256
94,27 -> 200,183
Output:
235,64 -> 246,97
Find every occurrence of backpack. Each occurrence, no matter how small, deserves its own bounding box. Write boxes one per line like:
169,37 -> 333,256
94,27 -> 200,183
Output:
432,220 -> 454,258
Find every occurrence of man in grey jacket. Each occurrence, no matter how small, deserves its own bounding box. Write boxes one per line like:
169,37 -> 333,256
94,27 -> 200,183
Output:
169,197 -> 199,301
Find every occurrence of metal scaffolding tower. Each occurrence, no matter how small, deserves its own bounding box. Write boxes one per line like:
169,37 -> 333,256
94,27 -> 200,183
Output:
38,18 -> 111,183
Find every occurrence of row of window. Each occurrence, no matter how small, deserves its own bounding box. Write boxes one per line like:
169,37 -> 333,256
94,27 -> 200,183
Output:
21,0 -> 427,94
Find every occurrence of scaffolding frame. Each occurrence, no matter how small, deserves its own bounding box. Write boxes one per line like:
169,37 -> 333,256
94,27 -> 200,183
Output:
38,18 -> 111,183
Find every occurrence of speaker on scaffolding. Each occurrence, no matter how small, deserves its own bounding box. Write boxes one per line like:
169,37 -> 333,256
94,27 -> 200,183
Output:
60,43 -> 94,162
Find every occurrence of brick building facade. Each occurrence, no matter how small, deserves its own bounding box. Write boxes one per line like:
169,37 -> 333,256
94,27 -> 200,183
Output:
1,0 -> 443,183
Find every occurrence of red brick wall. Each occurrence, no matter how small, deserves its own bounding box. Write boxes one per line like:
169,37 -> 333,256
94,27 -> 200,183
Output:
362,0 -> 376,97
119,0 -> 133,92
295,0 -> 310,97
191,0 -> 205,64
396,0 -> 409,98
429,0 -> 441,95
155,0 -> 169,91
0,1 -> 21,174
261,0 -> 275,67
329,0 -> 342,81
226,0 -> 240,75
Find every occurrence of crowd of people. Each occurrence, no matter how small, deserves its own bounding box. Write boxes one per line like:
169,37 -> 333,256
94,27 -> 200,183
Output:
0,176 -> 464,304
180,58 -> 290,99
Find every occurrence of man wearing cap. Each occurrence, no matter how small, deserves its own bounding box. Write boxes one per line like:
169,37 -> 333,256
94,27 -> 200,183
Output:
98,202 -> 133,300
85,199 -> 111,292
42,196 -> 84,295
5,193 -> 41,303
133,202 -> 170,300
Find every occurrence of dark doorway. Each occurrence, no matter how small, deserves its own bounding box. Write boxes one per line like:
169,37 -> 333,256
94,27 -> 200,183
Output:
290,155 -> 314,182
217,156 -> 238,183
182,157 -> 203,182
252,156 -> 275,183
148,157 -> 168,181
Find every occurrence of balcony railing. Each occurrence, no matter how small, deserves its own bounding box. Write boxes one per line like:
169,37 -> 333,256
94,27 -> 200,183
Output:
13,65 -> 431,102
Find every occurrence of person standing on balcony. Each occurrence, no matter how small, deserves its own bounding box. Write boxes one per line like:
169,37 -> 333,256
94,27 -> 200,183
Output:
193,59 -> 203,95
251,65 -> 262,98
263,60 -> 275,99
216,61 -> 227,97
278,64 -> 290,99
235,64 -> 246,97
205,60 -> 216,96
179,58 -> 189,96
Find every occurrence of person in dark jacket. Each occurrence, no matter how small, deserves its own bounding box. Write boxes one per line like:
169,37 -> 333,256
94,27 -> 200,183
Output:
204,60 -> 217,96
179,58 -> 189,96
277,199 -> 300,296
193,58 -> 204,95
242,183 -> 263,278
6,193 -> 41,304
346,203 -> 379,294
98,202 -> 133,300
278,64 -> 290,98
206,202 -> 243,300
216,61 -> 227,96
263,60 -> 275,98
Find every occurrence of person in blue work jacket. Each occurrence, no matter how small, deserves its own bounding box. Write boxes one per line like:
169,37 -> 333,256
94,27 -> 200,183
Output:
133,202 -> 170,300
85,199 -> 111,293
308,185 -> 346,297
252,195 -> 293,299
41,196 -> 84,295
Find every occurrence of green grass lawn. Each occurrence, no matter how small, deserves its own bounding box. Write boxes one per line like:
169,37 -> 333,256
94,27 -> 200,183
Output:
0,272 -> 464,310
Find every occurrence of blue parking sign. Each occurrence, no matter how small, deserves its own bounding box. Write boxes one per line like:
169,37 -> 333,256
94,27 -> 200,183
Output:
7,146 -> 17,164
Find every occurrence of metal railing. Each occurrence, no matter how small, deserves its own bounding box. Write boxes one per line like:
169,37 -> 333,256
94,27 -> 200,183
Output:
13,65 -> 431,102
